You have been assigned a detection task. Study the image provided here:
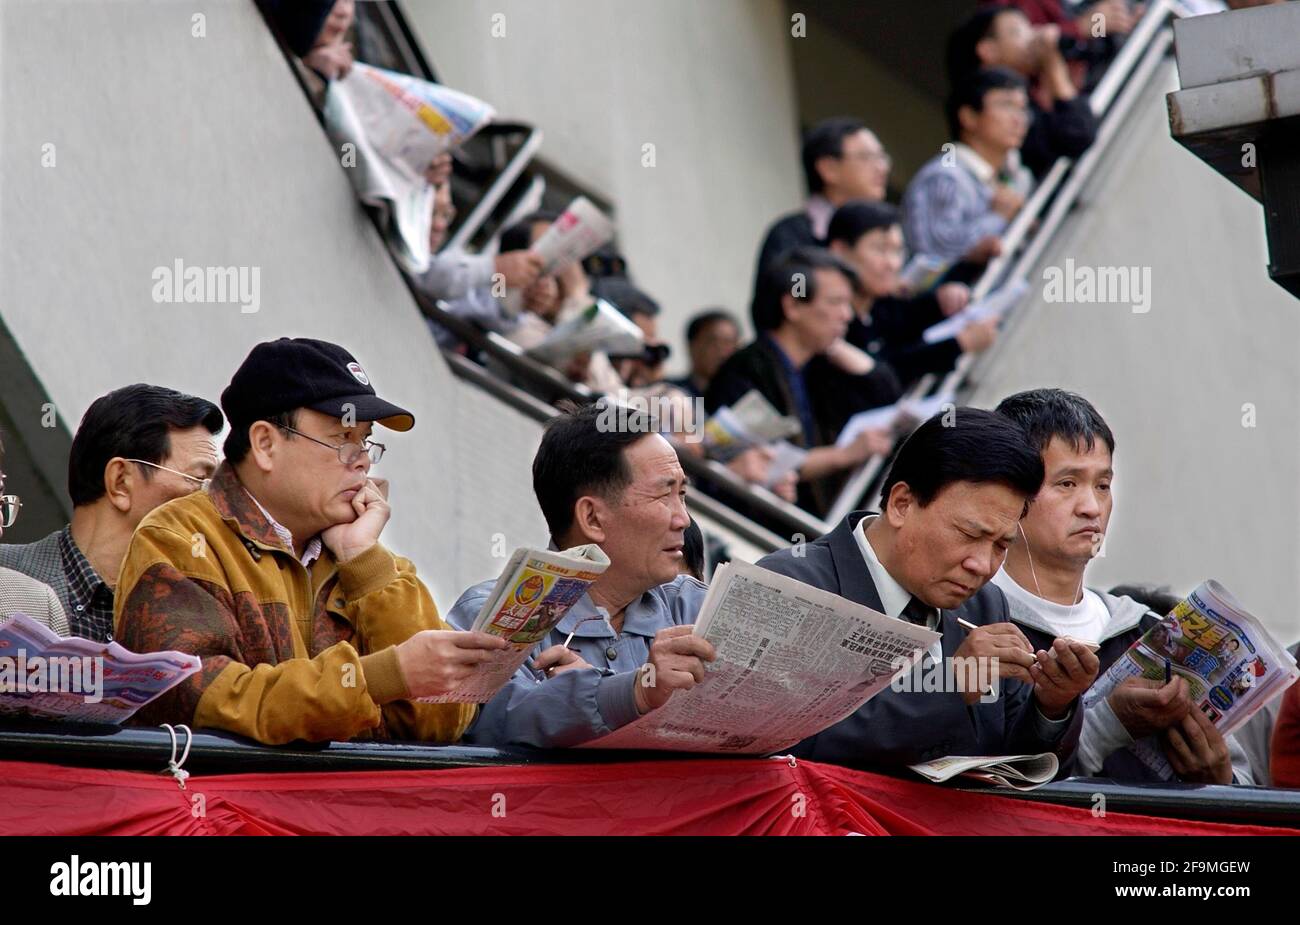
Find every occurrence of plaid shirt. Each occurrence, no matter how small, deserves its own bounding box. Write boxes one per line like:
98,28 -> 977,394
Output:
58,525 -> 116,642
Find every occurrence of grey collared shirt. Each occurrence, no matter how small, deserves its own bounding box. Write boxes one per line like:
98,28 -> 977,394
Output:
446,573 -> 709,749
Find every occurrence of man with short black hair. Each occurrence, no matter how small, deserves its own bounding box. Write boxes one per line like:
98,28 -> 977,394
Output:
670,309 -> 740,399
757,408 -> 1094,771
903,68 -> 1033,271
447,402 -> 714,748
0,384 -> 222,642
993,388 -> 1253,783
115,338 -> 506,744
752,118 -> 893,290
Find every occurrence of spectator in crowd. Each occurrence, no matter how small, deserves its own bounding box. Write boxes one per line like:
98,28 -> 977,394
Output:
993,388 -> 1252,783
949,5 -> 1098,179
115,338 -> 507,745
753,118 -> 892,290
708,247 -> 894,516
0,385 -> 222,643
670,310 -> 740,399
258,0 -> 337,57
982,1 -> 1142,89
300,0 -> 355,81
447,402 -> 715,748
1272,673 -> 1300,788
681,516 -> 706,582
824,200 -> 995,389
593,277 -> 671,389
0,433 -> 69,634
902,68 -> 1033,275
757,409 -> 1093,771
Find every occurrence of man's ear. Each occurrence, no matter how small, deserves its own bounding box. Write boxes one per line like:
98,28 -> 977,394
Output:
815,154 -> 839,193
571,495 -> 608,544
883,482 -> 914,528
975,36 -> 998,68
103,458 -> 134,514
247,421 -> 279,473
958,103 -> 979,138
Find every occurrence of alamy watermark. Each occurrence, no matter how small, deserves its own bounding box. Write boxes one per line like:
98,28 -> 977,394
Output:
151,259 -> 261,314
0,650 -> 103,703
1042,259 -> 1151,314
890,654 -> 1000,703
595,390 -> 706,443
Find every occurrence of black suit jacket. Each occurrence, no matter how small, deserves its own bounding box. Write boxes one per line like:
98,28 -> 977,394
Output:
756,512 -> 1082,773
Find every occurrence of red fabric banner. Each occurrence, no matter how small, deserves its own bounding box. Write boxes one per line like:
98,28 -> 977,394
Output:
0,757 -> 1292,836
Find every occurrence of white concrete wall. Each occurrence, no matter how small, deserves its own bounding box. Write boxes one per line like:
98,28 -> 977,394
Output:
404,0 -> 805,373
966,61 -> 1300,642
0,0 -> 547,606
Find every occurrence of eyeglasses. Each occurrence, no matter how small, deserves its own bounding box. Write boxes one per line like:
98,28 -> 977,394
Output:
126,459 -> 212,493
0,494 -> 20,529
280,425 -> 386,466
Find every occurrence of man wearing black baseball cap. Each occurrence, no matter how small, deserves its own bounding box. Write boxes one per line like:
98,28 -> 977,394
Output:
114,337 -> 508,745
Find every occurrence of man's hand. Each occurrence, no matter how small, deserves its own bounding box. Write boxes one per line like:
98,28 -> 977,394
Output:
1030,638 -> 1100,719
322,478 -> 390,563
424,152 -> 454,187
841,427 -> 894,466
935,283 -> 971,317
952,622 -> 1037,704
394,630 -> 511,700
990,185 -> 1025,220
1079,0 -> 1139,39
1107,676 -> 1191,738
727,446 -> 774,485
495,251 -> 544,290
823,338 -> 876,375
302,41 -> 354,80
771,470 -> 798,503
964,235 -> 1003,264
633,625 -> 717,714
533,644 -> 593,678
955,317 -> 998,353
1164,706 -> 1233,784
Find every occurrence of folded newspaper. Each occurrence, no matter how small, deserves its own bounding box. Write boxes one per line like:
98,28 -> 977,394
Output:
908,753 -> 1059,791
579,560 -> 940,754
1084,579 -> 1300,779
323,62 -> 495,274
703,390 -> 803,462
531,196 -> 615,275
921,278 -> 1030,345
419,544 -> 610,704
525,298 -> 644,367
0,613 -> 201,724
898,254 -> 953,295
835,392 -> 954,450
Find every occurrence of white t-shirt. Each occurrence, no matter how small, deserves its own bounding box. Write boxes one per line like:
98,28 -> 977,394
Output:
992,568 -> 1110,645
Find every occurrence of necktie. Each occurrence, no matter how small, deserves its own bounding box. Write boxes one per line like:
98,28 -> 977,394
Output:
901,595 -> 934,628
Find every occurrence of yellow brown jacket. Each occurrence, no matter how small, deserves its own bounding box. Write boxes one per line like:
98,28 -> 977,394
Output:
113,463 -> 475,745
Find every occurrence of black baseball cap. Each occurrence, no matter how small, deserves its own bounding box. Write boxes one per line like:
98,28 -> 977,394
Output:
221,338 -> 415,433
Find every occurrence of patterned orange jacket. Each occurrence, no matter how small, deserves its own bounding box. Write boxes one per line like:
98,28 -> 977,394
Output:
114,463 -> 474,745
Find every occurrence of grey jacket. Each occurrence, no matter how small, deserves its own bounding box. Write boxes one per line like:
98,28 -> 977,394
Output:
1004,585 -> 1254,784
755,512 -> 1082,773
0,530 -> 70,618
0,565 -> 69,635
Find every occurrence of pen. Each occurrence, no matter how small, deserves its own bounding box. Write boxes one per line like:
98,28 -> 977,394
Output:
1164,657 -> 1172,685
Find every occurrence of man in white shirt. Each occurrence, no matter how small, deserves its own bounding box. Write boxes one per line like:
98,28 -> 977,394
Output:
994,388 -> 1252,783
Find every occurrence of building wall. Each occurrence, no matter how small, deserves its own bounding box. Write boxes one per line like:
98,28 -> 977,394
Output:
404,0 -> 805,373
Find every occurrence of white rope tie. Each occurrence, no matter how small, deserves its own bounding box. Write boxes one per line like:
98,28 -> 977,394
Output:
159,723 -> 193,790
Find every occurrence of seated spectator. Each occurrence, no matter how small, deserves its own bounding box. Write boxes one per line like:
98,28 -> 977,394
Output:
0,385 -> 222,643
757,409 -> 1093,771
0,433 -> 68,634
115,338 -> 507,744
301,0 -> 355,82
447,402 -> 715,748
1272,673 -> 1300,788
670,309 -> 740,399
708,247 -> 893,516
680,517 -> 706,582
949,5 -> 1098,179
981,1 -> 1140,90
752,118 -> 892,292
993,388 -> 1252,783
593,276 -> 671,389
902,68 -> 1033,275
825,200 -> 995,389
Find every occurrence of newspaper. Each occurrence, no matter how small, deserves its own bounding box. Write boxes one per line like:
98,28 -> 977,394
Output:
323,63 -> 494,274
764,441 -> 809,488
908,753 -> 1059,791
419,544 -> 610,704
921,278 -> 1029,344
835,391 -> 954,450
531,197 -> 615,275
702,390 -> 803,463
579,560 -> 940,754
898,254 -> 953,295
524,298 -> 644,366
0,613 -> 201,724
1084,580 -> 1300,779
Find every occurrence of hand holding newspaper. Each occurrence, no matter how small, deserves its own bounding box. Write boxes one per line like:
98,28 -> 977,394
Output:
1084,580 -> 1300,779
419,545 -> 610,704
580,561 -> 939,755
908,753 -> 1059,791
702,390 -> 803,463
0,613 -> 201,724
921,278 -> 1030,344
835,391 -> 954,450
898,255 -> 954,295
323,63 -> 494,273
530,197 -> 615,275
525,298 -> 645,367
